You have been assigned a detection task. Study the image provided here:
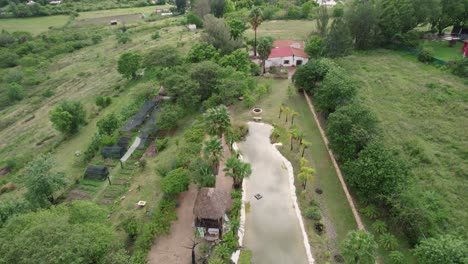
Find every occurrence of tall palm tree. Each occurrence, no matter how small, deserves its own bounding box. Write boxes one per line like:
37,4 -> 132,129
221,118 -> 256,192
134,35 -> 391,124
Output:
249,6 -> 263,57
278,105 -> 285,119
296,131 -> 305,147
204,105 -> 231,137
288,128 -> 298,151
284,107 -> 291,123
298,166 -> 314,190
290,110 -> 299,125
204,137 -> 223,174
300,157 -> 310,167
224,156 -> 252,188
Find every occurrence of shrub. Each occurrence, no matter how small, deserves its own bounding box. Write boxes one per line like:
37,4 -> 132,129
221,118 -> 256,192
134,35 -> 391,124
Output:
418,48 -> 434,63
388,251 -> 405,264
97,113 -> 120,135
450,59 -> 468,78
371,220 -> 388,234
116,32 -> 132,44
155,137 -> 170,152
186,11 -> 203,28
151,31 -> 160,40
0,50 -> 19,68
230,122 -> 249,141
379,233 -> 398,251
160,168 -> 190,196
95,96 -> 112,108
7,83 -> 25,101
360,204 -> 379,219
304,206 -> 321,221
101,135 -> 116,146
315,66 -> 356,114
122,215 -> 141,239
292,58 -> 336,94
413,235 -> 467,264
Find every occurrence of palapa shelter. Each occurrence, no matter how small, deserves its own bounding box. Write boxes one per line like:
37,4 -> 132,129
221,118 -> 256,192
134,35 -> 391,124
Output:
84,166 -> 109,181
193,188 -> 229,241
101,146 -> 125,159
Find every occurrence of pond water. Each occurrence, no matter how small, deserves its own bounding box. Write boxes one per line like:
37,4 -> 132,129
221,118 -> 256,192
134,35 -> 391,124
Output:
238,122 -> 311,264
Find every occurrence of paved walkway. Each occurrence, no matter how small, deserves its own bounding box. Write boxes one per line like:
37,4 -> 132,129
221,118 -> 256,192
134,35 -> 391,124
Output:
148,184 -> 198,264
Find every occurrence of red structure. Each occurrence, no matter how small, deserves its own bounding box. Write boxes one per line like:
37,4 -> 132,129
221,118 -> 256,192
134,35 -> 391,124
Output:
463,40 -> 468,58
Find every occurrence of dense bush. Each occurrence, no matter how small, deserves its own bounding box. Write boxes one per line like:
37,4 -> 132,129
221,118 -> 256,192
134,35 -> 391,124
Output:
186,11 -> 203,28
6,83 -> 25,101
418,48 -> 434,63
155,137 -> 170,152
344,140 -> 408,205
95,96 -> 112,108
49,101 -> 87,135
292,58 -> 335,94
96,113 -> 120,136
186,42 -> 220,63
160,168 -> 190,196
0,49 -> 19,68
315,66 -> 357,115
413,235 -> 467,264
304,206 -> 321,221
144,45 -> 183,68
450,59 -> 468,78
326,103 -> 379,162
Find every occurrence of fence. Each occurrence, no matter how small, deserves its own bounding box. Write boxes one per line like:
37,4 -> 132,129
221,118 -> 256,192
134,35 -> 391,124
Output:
387,42 -> 449,65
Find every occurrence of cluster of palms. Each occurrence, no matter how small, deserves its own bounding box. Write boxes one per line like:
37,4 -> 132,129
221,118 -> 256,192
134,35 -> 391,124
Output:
201,105 -> 252,189
279,105 -> 311,157
298,158 -> 314,190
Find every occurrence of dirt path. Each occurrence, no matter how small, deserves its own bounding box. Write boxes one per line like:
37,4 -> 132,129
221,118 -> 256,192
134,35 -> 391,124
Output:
148,184 -> 198,264
302,91 -> 365,230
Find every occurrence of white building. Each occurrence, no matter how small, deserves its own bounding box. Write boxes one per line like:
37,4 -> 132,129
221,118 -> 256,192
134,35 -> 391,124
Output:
316,0 -> 337,7
265,40 -> 310,69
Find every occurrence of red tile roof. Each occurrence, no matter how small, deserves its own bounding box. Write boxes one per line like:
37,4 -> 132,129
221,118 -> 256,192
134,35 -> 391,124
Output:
268,40 -> 309,59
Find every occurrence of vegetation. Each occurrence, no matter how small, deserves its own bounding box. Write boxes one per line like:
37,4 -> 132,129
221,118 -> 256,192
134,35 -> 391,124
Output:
117,52 -> 142,79
49,101 -> 87,135
341,230 -> 378,264
160,168 -> 190,196
413,235 -> 467,264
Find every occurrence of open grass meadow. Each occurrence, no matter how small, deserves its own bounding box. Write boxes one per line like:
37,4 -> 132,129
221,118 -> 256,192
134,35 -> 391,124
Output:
336,49 -> 468,234
0,15 -> 69,35
245,20 -> 316,41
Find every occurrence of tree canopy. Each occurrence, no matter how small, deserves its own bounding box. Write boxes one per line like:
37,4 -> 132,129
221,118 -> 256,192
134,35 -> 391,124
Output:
117,52 -> 142,79
257,37 -> 274,73
203,105 -> 231,137
161,168 -> 190,196
49,101 -> 87,135
315,66 -> 356,114
413,235 -> 468,264
341,230 -> 378,264
201,15 -> 242,54
186,42 -> 220,63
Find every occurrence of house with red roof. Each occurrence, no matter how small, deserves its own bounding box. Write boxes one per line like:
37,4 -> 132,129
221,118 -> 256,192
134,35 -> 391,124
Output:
265,40 -> 310,69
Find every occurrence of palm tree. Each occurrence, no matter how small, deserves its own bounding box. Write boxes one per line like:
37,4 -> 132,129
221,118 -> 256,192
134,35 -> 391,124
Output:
224,157 -> 252,188
290,110 -> 298,125
204,137 -> 223,174
284,107 -> 291,123
278,105 -> 285,119
298,166 -> 314,189
249,6 -> 263,57
204,105 -> 231,137
296,131 -> 305,147
301,140 -> 311,157
300,157 -> 310,167
258,37 -> 273,73
288,128 -> 298,151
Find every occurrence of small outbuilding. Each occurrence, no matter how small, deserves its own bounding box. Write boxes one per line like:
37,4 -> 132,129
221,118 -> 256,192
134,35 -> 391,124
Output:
84,166 -> 109,181
193,188 -> 229,241
110,20 -> 118,25
101,146 -> 126,159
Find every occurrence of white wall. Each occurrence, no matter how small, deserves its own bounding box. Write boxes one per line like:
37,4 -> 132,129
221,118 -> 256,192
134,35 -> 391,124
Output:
265,56 -> 309,68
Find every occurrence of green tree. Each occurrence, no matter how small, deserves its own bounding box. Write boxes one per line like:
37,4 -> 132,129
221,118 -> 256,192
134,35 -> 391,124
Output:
204,105 -> 231,137
22,155 -> 66,208
155,103 -> 184,132
344,140 -> 409,204
191,159 -> 216,188
0,49 -> 19,68
413,235 -> 467,264
202,14 -> 242,54
117,52 -> 142,80
116,32 -> 132,44
203,137 -> 224,172
341,230 -> 378,264
298,166 -> 314,190
0,201 -> 115,264
345,0 -> 380,49
144,46 -> 183,68
49,101 -> 87,135
379,233 -> 399,251
227,18 -> 248,40
161,168 -> 190,196
371,220 -> 388,234
186,42 -> 220,63
211,0 -> 226,17
162,72 -> 201,108
316,6 -> 329,37
175,0 -> 186,13
377,0 -> 417,39
122,215 -> 141,239
249,6 -> 263,57
325,17 -> 352,58
292,58 -> 336,94
187,11 -> 204,28
388,251 -> 405,264
433,0 -> 466,35
304,35 -> 324,57
219,49 -> 251,74
7,82 -> 25,101
97,113 -> 120,136
326,103 -> 379,162
223,157 -> 252,188
257,36 -> 274,73
315,66 -> 356,115
190,60 -> 223,100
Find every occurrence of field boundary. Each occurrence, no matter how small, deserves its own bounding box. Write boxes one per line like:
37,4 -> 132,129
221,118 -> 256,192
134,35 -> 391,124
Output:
302,91 -> 365,231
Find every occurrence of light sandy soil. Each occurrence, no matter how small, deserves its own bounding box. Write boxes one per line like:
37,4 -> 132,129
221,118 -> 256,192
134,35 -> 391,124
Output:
148,184 -> 198,264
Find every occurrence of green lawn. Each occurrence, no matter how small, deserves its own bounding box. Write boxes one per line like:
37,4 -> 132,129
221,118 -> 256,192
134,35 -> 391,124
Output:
246,20 -> 316,41
77,5 -> 172,20
420,40 -> 464,61
0,15 -> 69,34
336,49 -> 468,236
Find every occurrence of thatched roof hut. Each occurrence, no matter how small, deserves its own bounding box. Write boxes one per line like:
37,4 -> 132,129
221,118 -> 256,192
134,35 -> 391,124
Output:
193,188 -> 228,220
193,188 -> 229,240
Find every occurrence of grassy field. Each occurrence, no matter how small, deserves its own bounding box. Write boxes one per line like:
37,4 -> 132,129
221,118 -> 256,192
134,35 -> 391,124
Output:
336,49 -> 468,234
421,40 -> 464,61
77,5 -> 172,20
0,15 -> 69,34
231,79 -> 358,263
246,20 -> 316,41
0,18 -> 198,201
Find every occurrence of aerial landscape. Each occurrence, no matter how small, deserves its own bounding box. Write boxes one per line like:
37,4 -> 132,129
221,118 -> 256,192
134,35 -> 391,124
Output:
0,0 -> 467,263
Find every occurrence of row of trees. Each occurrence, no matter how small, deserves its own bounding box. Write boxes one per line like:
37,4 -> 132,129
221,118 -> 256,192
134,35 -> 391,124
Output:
294,58 -> 467,262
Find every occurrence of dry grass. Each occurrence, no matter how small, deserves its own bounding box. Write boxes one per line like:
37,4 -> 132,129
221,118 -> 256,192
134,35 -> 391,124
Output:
245,20 -> 316,41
